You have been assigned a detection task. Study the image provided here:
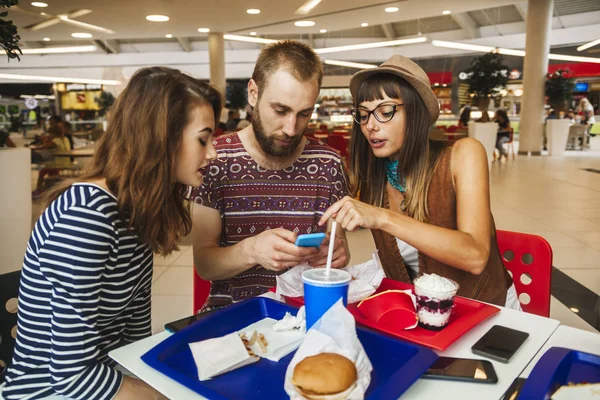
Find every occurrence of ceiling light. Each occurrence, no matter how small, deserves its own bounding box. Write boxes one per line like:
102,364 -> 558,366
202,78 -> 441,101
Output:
165,34 -> 173,38
320,29 -> 327,33
578,38 -> 600,51
314,36 -> 427,54
295,0 -> 322,15
324,60 -> 378,69
295,21 -> 315,27
71,32 -> 93,38
20,45 -> 97,54
361,22 -> 369,27
42,37 -> 51,42
249,32 -> 257,36
0,73 -> 120,85
442,10 -> 451,15
385,7 -> 399,13
246,9 -> 260,14
223,34 -> 277,44
569,307 -> 579,313
198,28 -> 210,33
146,15 -> 169,22
431,40 -> 600,64
31,2 -> 48,7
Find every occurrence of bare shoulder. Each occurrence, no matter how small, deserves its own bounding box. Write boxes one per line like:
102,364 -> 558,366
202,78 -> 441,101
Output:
450,138 -> 488,175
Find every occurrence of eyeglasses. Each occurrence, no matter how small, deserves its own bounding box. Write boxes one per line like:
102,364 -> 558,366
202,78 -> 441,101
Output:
351,103 -> 404,125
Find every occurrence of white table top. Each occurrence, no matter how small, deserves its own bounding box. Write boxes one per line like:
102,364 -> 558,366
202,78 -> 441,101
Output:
520,325 -> 600,378
109,305 -> 560,400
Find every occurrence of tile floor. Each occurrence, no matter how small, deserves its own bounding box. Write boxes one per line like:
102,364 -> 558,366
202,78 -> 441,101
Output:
30,136 -> 600,335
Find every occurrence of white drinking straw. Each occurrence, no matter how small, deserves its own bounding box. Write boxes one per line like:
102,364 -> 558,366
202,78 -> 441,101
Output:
325,221 -> 337,277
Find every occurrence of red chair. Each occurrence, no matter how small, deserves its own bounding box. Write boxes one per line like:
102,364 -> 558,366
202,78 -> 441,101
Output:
326,135 -> 349,164
496,230 -> 552,317
193,267 -> 211,314
446,125 -> 458,133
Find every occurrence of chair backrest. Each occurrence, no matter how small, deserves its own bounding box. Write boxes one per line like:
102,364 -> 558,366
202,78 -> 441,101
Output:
193,268 -> 211,314
507,127 -> 514,142
0,271 -> 21,383
496,230 -> 552,317
326,135 -> 349,157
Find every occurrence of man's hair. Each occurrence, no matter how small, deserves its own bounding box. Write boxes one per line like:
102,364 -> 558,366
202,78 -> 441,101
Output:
252,40 -> 323,92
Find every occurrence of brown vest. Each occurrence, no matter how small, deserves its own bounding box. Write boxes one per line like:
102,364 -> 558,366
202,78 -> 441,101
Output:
371,143 -> 512,306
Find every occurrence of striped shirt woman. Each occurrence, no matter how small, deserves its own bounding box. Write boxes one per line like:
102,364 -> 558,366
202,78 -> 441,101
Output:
2,183 -> 152,399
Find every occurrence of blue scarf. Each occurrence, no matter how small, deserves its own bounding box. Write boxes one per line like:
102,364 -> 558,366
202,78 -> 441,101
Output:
386,160 -> 405,194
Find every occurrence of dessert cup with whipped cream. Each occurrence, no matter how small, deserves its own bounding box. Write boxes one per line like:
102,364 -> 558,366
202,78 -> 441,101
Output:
413,273 -> 459,331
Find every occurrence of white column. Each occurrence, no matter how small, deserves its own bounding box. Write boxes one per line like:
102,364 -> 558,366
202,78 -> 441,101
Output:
518,0 -> 554,155
0,148 -> 31,274
208,32 -> 226,97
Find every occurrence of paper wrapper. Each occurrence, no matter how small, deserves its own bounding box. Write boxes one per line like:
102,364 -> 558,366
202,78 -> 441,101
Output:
239,317 -> 305,362
276,252 -> 385,304
284,300 -> 373,400
189,332 -> 259,381
189,311 -> 306,380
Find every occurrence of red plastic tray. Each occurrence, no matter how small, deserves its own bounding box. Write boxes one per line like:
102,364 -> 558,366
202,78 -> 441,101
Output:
274,278 -> 500,351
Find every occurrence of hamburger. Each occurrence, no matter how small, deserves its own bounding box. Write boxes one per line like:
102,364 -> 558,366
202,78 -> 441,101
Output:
292,353 -> 358,400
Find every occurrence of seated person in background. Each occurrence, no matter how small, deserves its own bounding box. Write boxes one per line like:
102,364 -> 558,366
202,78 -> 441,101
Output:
2,66 -> 222,400
318,55 -> 519,309
188,40 -> 350,312
236,113 -> 252,130
225,110 -> 240,131
494,109 -> 511,162
458,106 -> 470,128
31,126 -> 72,198
58,120 -> 75,151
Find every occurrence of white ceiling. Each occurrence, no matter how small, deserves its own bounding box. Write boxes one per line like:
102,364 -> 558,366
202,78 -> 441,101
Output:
10,0 -> 519,41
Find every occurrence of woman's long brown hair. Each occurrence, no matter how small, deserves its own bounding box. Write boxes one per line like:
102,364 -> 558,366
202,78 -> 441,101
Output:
43,67 -> 222,255
349,73 -> 445,222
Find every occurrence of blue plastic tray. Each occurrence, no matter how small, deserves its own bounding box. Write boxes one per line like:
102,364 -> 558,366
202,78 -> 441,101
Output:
519,347 -> 600,399
142,297 -> 438,400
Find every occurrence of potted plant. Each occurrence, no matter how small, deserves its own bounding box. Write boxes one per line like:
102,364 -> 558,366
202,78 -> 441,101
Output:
545,69 -> 575,114
0,0 -> 21,60
464,51 -> 509,166
545,69 -> 575,156
466,51 -> 509,115
95,91 -> 115,131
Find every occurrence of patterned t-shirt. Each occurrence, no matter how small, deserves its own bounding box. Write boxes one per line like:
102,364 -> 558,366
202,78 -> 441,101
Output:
188,132 -> 348,310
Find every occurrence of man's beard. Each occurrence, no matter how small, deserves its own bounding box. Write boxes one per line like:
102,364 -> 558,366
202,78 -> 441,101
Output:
252,103 -> 305,157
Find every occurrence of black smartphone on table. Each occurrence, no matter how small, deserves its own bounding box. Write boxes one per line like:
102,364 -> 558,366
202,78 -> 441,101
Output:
164,308 -> 219,333
422,356 -> 498,383
472,325 -> 529,363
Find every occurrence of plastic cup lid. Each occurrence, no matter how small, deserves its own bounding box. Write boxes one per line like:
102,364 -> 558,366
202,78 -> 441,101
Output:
301,268 -> 351,285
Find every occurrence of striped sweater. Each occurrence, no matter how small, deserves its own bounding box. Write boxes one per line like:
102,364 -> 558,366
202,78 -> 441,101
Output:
3,183 -> 153,400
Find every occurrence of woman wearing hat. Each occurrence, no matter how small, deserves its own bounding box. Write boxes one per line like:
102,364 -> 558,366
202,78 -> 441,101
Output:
319,55 -> 519,308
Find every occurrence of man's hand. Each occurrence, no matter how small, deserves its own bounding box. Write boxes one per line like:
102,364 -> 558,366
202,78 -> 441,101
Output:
246,228 -> 319,271
305,232 -> 349,269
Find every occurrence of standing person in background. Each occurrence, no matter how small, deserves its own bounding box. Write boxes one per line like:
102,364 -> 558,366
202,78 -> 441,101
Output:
493,109 -> 511,162
1,67 -> 222,400
319,55 -> 518,309
188,40 -> 350,312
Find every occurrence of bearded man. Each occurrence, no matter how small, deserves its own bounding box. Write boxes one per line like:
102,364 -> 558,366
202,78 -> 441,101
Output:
187,40 -> 350,311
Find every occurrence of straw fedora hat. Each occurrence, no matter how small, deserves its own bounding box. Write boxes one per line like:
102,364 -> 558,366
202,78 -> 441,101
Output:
349,55 -> 440,124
